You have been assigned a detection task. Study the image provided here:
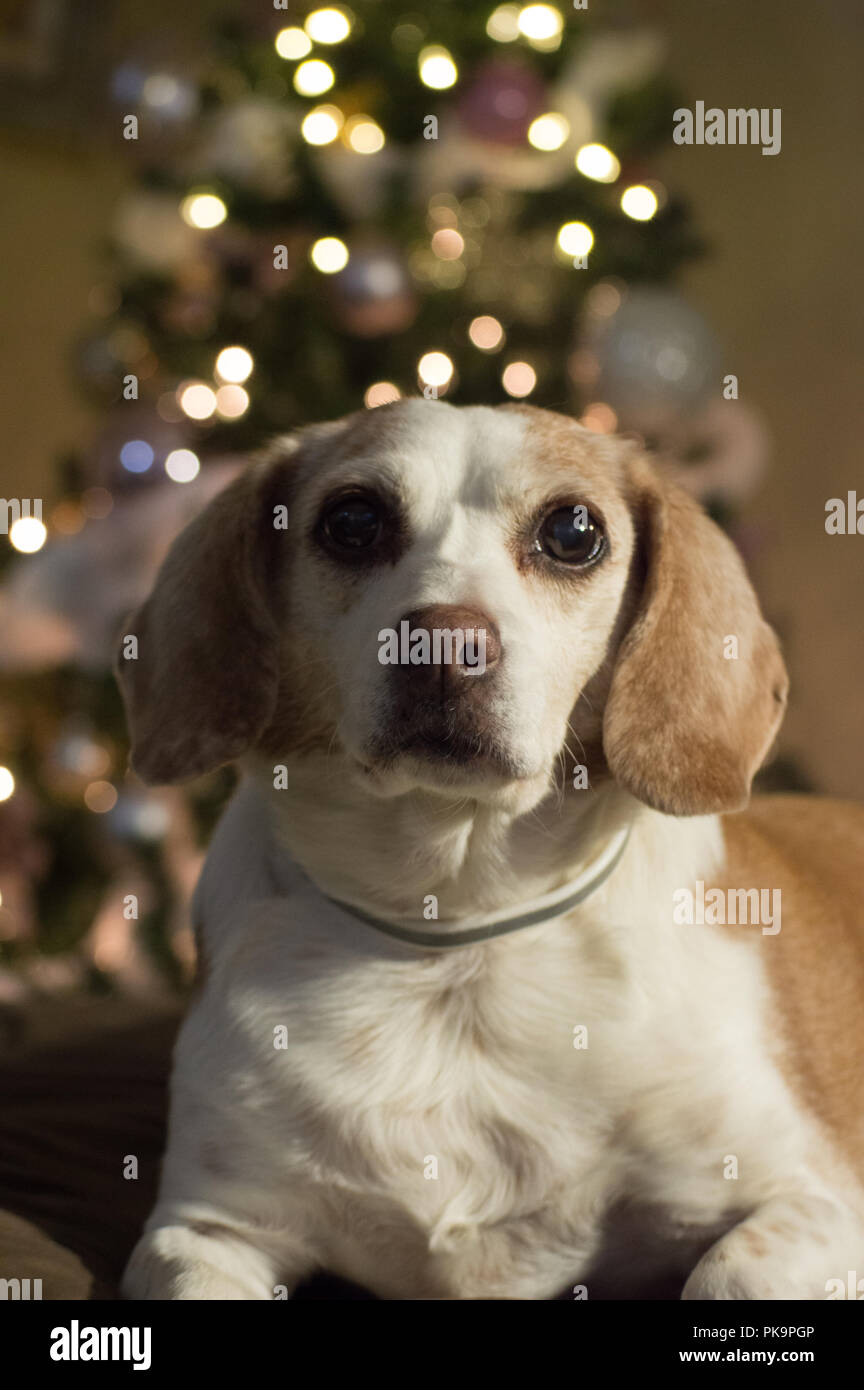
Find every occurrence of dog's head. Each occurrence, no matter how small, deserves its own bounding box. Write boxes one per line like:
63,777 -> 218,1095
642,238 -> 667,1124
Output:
117,400 -> 787,817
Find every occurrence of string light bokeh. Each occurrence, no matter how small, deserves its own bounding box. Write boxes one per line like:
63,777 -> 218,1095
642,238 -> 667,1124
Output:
0,0 -> 701,994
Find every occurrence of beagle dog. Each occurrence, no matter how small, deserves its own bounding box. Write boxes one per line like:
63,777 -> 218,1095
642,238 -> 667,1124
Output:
119,400 -> 864,1301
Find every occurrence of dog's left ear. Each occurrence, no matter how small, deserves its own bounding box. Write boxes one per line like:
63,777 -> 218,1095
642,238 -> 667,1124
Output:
116,458 -> 291,785
603,453 -> 788,816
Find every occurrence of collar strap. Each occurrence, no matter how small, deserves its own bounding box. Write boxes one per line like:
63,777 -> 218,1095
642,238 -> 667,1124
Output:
323,826 -> 631,950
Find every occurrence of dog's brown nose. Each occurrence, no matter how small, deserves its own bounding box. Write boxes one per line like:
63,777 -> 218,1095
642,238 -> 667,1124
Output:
398,605 -> 500,688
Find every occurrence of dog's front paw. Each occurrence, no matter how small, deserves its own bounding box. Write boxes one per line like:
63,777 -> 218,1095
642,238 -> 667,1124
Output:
122,1224 -> 278,1301
682,1251 -> 806,1301
682,1194 -> 861,1300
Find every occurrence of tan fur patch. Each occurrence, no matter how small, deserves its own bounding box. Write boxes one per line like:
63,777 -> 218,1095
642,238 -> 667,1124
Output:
721,796 -> 864,1172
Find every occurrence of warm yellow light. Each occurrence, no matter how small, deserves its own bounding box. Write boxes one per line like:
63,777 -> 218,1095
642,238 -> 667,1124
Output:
305,7 -> 351,44
502,362 -> 536,397
84,780 -> 118,814
431,228 -> 464,260
345,115 -> 385,153
621,184 -> 658,220
527,113 -> 569,151
419,46 -> 458,89
0,767 -> 14,801
517,5 -> 563,41
301,105 -> 343,145
164,449 -> 200,483
575,143 -> 620,183
487,4 -> 521,42
468,315 -> 504,351
8,516 -> 47,553
364,381 -> 401,408
178,382 -> 217,419
418,351 -> 454,387
557,221 -> 594,257
310,236 -> 349,273
275,27 -> 312,60
215,345 -> 254,383
581,402 -> 618,434
215,385 -> 250,419
294,59 -> 335,96
180,193 -> 227,229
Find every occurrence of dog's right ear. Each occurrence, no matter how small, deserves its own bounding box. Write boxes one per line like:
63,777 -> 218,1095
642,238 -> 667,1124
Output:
116,455 -> 293,785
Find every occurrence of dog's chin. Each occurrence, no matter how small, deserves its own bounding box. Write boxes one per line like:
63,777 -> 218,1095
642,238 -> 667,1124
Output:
350,732 -> 550,811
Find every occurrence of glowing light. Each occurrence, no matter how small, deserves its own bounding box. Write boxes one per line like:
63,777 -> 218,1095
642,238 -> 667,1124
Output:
8,516 -> 47,553
142,74 -> 181,109
178,382 -> 217,419
557,221 -> 594,257
180,192 -> 227,229
310,236 -> 349,273
345,115 -> 385,153
119,439 -> 154,474
427,198 -> 458,229
275,27 -> 312,60
517,5 -> 563,42
301,105 -> 343,145
431,228 -> 464,260
621,184 -> 658,220
581,402 -> 618,433
304,8 -> 351,44
84,780 -> 118,814
468,315 -> 504,350
164,448 -> 200,483
527,112 -> 569,151
586,281 -> 623,317
215,345 -> 254,383
419,46 -> 458,90
58,737 -> 110,778
215,385 -> 250,419
365,381 -> 401,408
575,143 -> 620,183
0,768 -> 14,801
487,4 -> 521,42
417,351 -> 454,387
294,59 -> 335,96
502,361 -> 536,397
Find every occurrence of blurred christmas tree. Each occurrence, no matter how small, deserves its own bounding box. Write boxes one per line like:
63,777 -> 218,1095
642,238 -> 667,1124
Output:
4,1 -> 772,1003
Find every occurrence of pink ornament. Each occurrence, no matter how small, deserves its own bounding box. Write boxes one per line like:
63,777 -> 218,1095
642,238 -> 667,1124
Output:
458,61 -> 547,145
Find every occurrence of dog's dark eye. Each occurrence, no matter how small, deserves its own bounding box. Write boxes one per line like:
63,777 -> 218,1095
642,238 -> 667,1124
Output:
322,496 -> 382,550
538,505 -> 605,566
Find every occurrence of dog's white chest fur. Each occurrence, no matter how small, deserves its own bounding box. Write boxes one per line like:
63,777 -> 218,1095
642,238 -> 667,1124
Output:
167,787 -> 820,1301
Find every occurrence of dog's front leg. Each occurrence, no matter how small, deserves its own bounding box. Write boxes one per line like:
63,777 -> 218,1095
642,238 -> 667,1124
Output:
681,1192 -> 864,1300
122,1221 -> 312,1301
